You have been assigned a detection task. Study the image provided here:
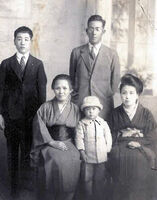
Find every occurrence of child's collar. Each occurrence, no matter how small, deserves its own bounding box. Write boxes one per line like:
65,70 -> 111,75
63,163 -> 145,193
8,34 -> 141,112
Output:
81,116 -> 102,125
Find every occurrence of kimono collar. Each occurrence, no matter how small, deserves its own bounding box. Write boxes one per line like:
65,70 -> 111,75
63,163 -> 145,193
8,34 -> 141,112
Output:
81,116 -> 102,125
52,96 -> 72,124
123,102 -> 139,120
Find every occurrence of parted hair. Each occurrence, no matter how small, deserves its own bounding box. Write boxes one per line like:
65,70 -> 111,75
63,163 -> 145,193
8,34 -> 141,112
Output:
51,74 -> 73,90
14,26 -> 33,39
120,74 -> 143,95
87,15 -> 106,28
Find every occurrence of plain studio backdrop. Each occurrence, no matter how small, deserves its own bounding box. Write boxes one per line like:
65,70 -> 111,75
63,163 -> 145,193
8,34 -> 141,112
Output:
0,0 -> 157,200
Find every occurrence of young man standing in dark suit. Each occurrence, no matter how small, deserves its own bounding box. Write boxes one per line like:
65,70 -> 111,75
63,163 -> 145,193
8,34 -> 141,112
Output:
0,26 -> 47,197
70,15 -> 120,120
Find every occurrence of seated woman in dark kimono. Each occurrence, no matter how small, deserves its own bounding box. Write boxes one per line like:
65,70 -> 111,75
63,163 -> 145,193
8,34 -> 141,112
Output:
31,74 -> 80,200
108,74 -> 157,200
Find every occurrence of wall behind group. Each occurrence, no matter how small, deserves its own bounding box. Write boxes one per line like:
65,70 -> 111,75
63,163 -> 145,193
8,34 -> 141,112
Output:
0,0 -> 89,99
0,0 -> 157,99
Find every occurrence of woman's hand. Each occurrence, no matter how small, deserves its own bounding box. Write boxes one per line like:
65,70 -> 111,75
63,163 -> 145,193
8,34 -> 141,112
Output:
80,150 -> 87,162
49,141 -> 68,151
128,141 -> 141,149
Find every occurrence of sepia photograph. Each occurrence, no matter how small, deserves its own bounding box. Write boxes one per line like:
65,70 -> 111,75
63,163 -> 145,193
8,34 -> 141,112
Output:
0,0 -> 157,200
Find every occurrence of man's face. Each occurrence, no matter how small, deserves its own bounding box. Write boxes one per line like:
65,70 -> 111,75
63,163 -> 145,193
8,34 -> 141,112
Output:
86,21 -> 105,45
14,32 -> 31,54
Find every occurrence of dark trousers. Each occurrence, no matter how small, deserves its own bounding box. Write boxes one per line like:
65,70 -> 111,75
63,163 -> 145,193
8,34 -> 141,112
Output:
5,119 -> 32,194
80,162 -> 108,200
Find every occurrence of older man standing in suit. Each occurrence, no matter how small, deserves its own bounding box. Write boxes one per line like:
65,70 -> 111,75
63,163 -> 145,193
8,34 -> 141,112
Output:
70,15 -> 120,120
0,26 -> 47,197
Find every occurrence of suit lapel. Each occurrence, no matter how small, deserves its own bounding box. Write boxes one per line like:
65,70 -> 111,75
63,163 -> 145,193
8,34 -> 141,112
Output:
10,54 -> 23,81
80,44 -> 92,72
94,45 -> 104,66
23,54 -> 34,79
92,45 -> 107,73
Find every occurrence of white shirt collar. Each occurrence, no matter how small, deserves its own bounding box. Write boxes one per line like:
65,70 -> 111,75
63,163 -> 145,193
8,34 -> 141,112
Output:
88,42 -> 102,56
16,52 -> 29,64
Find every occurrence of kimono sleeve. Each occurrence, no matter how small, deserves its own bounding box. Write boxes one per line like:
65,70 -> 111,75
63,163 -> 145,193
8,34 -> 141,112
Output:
107,111 -> 118,145
32,105 -> 53,150
143,109 -> 157,150
75,121 -> 85,150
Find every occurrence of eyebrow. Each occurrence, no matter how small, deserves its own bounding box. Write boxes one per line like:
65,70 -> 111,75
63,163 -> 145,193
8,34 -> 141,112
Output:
16,36 -> 30,39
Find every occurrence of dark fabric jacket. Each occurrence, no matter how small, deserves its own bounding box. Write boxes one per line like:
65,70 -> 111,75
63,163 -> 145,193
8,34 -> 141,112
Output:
0,54 -> 47,121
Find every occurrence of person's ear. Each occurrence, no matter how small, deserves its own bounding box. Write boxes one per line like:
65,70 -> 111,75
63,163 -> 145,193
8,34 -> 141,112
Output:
103,29 -> 106,34
70,89 -> 73,94
86,28 -> 88,33
136,97 -> 139,104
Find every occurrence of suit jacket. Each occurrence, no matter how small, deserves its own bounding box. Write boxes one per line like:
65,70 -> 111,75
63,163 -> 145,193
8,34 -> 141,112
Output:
0,54 -> 47,122
69,44 -> 120,119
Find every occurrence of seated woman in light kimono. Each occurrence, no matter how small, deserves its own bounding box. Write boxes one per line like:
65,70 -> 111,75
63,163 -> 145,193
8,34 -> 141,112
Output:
108,74 -> 157,200
31,74 -> 81,200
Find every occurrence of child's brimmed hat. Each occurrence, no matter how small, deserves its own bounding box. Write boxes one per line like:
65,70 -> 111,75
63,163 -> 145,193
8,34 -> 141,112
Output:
81,96 -> 103,111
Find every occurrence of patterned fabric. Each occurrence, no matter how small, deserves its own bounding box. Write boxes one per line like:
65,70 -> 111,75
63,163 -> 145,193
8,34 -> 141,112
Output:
89,46 -> 96,60
20,56 -> 25,71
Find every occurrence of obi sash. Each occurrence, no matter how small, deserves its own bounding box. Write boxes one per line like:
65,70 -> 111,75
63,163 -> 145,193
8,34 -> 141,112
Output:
47,125 -> 75,141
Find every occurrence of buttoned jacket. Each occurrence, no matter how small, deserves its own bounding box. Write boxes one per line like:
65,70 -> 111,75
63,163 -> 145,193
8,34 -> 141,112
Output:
70,44 -> 120,119
0,54 -> 47,122
75,116 -> 112,163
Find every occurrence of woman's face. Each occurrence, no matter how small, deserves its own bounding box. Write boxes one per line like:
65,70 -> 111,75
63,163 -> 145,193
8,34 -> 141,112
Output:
121,85 -> 139,108
53,79 -> 72,102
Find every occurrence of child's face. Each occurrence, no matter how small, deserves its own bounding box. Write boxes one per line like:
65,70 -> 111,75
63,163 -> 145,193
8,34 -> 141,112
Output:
84,106 -> 100,120
53,79 -> 72,103
14,32 -> 31,54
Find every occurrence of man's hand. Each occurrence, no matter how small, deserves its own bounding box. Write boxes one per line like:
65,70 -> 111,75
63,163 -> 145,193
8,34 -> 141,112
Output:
0,115 -> 5,130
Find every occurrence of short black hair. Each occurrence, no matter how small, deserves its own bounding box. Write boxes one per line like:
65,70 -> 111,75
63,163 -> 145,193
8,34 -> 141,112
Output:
120,74 -> 143,95
51,74 -> 73,90
87,15 -> 106,28
14,26 -> 33,39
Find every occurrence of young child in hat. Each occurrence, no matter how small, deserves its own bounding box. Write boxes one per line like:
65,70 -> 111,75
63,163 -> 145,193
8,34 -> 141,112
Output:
75,96 -> 112,200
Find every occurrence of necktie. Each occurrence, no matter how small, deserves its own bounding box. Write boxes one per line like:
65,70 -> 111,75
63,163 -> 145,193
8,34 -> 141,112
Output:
20,56 -> 25,71
90,46 -> 96,60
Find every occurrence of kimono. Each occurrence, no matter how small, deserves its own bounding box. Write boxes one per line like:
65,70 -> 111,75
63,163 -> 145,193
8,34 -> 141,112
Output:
108,104 -> 157,200
31,98 -> 81,199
